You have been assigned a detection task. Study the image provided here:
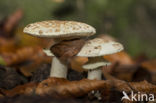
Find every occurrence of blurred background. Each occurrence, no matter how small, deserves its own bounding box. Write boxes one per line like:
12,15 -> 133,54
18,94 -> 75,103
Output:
0,0 -> 155,58
0,1 -> 156,102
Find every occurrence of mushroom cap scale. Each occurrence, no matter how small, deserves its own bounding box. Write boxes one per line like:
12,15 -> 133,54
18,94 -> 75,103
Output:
77,38 -> 124,57
23,20 -> 96,38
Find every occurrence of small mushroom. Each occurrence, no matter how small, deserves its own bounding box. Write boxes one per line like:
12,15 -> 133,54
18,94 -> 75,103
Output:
77,38 -> 124,80
23,20 -> 95,78
82,57 -> 111,80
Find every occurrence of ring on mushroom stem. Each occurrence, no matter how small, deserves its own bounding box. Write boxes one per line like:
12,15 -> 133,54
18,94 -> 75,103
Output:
23,20 -> 96,79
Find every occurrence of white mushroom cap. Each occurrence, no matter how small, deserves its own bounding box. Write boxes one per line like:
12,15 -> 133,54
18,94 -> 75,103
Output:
77,38 -> 124,57
23,20 -> 96,38
83,62 -> 111,70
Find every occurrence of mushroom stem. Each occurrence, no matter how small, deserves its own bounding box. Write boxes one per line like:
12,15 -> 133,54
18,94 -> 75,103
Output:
88,69 -> 102,80
50,56 -> 68,78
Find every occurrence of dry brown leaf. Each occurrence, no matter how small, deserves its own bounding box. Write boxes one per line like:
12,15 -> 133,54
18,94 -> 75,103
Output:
104,51 -> 134,65
1,75 -> 156,101
129,80 -> 156,94
1,77 -> 110,98
4,9 -> 23,36
20,62 -> 43,77
141,59 -> 156,73
0,37 -> 17,53
109,64 -> 138,81
50,39 -> 85,65
114,79 -> 156,95
36,77 -> 109,98
141,60 -> 156,83
1,46 -> 51,76
1,82 -> 37,97
70,56 -> 88,72
1,46 -> 51,66
134,53 -> 148,63
1,47 -> 39,65
31,47 -> 52,64
0,9 -> 23,38
19,47 -> 51,77
102,69 -> 156,94
20,58 -> 51,77
101,73 -> 156,103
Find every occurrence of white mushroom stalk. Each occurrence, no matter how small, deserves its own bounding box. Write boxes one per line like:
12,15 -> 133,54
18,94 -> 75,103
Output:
88,69 -> 102,80
77,38 -> 124,80
43,49 -> 67,78
85,63 -> 111,80
23,20 -> 96,79
82,57 -> 111,80
51,57 -> 68,78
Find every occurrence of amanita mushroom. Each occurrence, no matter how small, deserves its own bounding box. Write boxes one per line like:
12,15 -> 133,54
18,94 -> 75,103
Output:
23,20 -> 95,78
77,38 -> 124,80
82,57 -> 111,80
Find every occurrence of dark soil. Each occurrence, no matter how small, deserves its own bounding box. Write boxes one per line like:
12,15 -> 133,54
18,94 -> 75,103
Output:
0,65 -> 27,89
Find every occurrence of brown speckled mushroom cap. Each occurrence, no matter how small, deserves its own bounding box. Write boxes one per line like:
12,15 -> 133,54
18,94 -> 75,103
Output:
23,20 -> 96,38
77,38 -> 124,57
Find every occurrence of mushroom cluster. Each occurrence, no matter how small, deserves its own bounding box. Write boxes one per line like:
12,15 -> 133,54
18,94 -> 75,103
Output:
24,20 -> 96,78
23,20 -> 124,80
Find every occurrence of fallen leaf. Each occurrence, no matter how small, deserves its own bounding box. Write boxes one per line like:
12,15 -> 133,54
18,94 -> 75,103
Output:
129,80 -> 156,94
141,59 -> 156,83
36,77 -> 109,98
104,51 -> 134,65
0,37 -> 17,53
109,64 -> 138,81
19,47 -> 51,77
1,47 -> 38,65
141,59 -> 156,73
1,46 -> 51,66
102,70 -> 156,95
0,9 -> 23,38
70,56 -> 88,72
20,62 -> 42,77
50,39 -> 85,65
1,77 -> 110,98
1,82 -> 37,97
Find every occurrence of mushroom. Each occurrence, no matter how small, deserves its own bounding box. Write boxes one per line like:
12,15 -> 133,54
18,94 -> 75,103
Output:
23,20 -> 95,78
82,57 -> 111,80
77,38 -> 124,80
